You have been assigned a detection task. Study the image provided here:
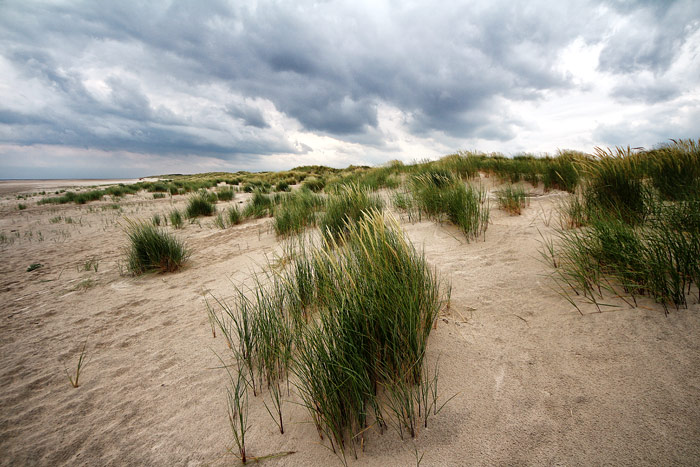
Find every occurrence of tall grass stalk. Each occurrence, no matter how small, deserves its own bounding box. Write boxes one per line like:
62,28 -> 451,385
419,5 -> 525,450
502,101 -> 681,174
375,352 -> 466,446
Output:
65,340 -> 89,388
226,365 -> 250,464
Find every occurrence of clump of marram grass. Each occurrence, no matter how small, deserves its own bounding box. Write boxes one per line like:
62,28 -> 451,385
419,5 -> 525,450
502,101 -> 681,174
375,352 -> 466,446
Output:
124,220 -> 189,274
273,189 -> 322,236
208,212 -> 451,464
274,181 -> 291,192
301,176 -> 325,193
645,138 -> 700,201
226,205 -> 242,226
320,183 -> 383,241
216,188 -> 235,201
542,150 -> 582,193
581,147 -> 650,225
495,183 -> 528,215
292,213 -> 447,460
243,190 -> 273,218
169,209 -> 184,229
546,144 -> 700,313
186,191 -> 216,218
410,170 -> 489,241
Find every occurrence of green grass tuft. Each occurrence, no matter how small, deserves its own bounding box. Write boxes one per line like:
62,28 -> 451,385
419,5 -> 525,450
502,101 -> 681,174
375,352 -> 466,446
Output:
226,205 -> 242,226
273,189 -> 322,236
186,192 -> 217,218
169,210 -> 184,229
124,220 -> 189,274
410,171 -> 489,241
209,212 -> 449,461
320,183 -> 384,241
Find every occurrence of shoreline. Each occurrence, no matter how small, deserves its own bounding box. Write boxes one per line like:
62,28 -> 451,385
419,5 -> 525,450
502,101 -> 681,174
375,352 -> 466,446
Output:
0,178 -> 155,195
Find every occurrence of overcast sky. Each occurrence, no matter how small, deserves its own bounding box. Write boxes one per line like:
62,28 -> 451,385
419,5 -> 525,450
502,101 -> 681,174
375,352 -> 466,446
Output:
1,0 -> 699,179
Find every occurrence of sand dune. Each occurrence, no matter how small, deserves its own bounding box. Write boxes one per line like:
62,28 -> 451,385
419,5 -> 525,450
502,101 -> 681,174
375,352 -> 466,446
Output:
1,180 -> 698,465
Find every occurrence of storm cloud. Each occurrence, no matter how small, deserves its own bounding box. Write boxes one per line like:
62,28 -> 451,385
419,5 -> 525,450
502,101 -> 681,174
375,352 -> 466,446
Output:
1,0 -> 698,177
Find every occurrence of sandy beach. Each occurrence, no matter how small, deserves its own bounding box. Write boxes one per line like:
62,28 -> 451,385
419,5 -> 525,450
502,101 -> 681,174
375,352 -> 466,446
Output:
1,179 -> 698,466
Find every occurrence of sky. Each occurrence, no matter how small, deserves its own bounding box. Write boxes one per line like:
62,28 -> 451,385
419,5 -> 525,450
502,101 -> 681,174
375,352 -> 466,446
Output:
1,0 -> 699,179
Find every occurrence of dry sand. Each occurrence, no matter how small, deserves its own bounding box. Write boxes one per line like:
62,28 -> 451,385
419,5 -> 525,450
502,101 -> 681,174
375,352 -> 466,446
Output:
1,179 -> 698,466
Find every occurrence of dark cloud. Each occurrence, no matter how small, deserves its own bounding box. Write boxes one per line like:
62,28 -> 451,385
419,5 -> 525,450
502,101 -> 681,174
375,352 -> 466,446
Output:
225,103 -> 269,129
610,80 -> 680,104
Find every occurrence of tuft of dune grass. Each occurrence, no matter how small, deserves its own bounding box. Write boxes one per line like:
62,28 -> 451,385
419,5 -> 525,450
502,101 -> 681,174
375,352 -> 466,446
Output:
124,220 -> 189,274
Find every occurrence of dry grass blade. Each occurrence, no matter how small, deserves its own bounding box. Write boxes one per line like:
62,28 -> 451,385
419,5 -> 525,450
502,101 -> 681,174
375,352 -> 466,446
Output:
65,340 -> 89,388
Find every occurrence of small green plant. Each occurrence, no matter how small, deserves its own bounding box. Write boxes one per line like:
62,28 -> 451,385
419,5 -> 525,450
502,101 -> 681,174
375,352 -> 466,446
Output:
124,220 -> 190,275
214,213 -> 226,229
152,213 -> 162,226
216,188 -> 235,201
27,263 -> 43,272
186,192 -> 217,218
80,257 -> 99,272
72,278 -> 97,291
18,203 -> 27,210
320,183 -> 384,241
169,209 -> 184,229
153,193 -> 166,199
495,184 -> 528,215
65,340 -> 89,388
410,171 -> 489,241
243,191 -> 273,218
227,205 -> 242,226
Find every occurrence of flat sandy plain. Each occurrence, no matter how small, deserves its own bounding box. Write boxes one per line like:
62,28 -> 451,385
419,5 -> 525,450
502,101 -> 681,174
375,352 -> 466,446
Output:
1,178 -> 698,466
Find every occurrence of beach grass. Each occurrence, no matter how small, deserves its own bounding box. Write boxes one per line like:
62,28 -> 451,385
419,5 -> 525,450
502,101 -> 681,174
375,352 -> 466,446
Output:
186,191 -> 217,218
495,183 -> 528,215
410,170 -> 489,241
124,220 -> 189,274
208,211 -> 449,462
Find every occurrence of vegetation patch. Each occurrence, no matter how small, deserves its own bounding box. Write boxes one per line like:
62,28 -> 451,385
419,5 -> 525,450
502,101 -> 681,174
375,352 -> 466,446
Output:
186,192 -> 217,218
546,140 -> 700,313
410,170 -> 489,241
495,184 -> 529,215
320,183 -> 384,241
124,220 -> 189,274
209,212 -> 450,463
